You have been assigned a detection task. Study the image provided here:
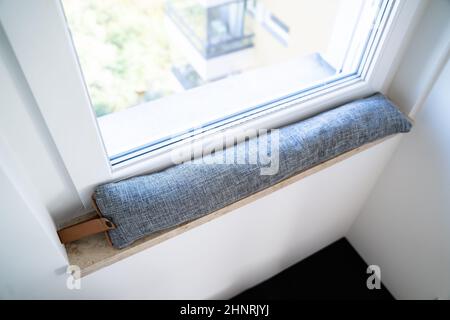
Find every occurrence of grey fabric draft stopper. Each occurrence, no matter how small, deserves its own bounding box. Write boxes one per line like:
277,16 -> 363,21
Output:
93,93 -> 412,249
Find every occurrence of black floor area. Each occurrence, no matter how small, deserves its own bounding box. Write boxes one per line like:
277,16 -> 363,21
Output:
233,238 -> 394,300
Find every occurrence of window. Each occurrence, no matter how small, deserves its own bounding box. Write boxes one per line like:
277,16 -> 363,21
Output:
62,0 -> 389,165
0,0 -> 424,207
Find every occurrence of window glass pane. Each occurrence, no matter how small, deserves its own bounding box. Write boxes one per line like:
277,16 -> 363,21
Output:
62,0 -> 385,161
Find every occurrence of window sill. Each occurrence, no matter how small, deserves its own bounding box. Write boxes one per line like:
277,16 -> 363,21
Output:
65,135 -> 395,277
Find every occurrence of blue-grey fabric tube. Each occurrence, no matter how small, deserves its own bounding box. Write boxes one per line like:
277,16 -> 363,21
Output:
94,93 -> 412,249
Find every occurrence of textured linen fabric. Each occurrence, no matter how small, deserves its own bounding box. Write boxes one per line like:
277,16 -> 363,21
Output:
94,93 -> 412,249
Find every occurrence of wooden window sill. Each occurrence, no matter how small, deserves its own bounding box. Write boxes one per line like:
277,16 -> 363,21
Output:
64,135 -> 397,277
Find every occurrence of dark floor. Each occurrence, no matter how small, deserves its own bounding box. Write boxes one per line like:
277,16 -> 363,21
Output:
233,238 -> 394,300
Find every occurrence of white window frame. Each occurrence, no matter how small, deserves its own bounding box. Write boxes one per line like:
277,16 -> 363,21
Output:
0,0 -> 426,209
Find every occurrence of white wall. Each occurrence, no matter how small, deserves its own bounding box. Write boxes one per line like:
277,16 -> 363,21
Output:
388,0 -> 450,116
347,0 -> 450,300
0,136 -> 70,299
0,24 -> 86,225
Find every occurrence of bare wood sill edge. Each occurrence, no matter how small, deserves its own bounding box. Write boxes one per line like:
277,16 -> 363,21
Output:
64,135 -> 398,278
